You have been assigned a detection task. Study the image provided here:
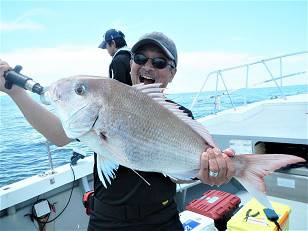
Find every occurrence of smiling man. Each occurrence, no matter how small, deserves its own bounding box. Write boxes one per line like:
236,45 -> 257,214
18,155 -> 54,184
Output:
130,32 -> 177,87
87,33 -> 187,231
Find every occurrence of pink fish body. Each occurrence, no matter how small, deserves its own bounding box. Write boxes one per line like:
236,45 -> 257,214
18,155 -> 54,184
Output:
44,75 -> 305,208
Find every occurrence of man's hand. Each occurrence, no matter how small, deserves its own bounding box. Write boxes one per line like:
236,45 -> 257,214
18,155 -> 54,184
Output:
0,59 -> 20,95
197,147 -> 235,186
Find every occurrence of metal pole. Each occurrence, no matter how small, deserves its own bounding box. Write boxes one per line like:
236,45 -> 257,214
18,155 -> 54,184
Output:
262,61 -> 286,99
45,141 -> 55,174
280,57 -> 283,87
190,74 -> 210,110
245,65 -> 249,105
219,71 -> 236,110
214,72 -> 220,113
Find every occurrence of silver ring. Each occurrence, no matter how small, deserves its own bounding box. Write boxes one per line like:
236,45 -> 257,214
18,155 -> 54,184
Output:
209,170 -> 219,177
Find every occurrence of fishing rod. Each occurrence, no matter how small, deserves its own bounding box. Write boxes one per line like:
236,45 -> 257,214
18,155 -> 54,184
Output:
4,65 -> 45,95
3,65 -> 51,104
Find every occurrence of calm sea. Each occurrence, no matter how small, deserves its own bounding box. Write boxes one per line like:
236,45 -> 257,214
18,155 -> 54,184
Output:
0,85 -> 307,187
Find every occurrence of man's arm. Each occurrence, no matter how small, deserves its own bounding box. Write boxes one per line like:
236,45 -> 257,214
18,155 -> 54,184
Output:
0,60 -> 71,146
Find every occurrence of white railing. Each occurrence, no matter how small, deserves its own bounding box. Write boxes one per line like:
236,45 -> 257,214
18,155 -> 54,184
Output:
190,51 -> 307,112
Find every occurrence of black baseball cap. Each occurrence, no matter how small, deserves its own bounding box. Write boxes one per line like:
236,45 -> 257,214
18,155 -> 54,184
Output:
131,32 -> 178,67
98,29 -> 125,49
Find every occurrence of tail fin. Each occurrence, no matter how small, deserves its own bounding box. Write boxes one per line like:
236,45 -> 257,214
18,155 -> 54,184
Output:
233,154 -> 305,208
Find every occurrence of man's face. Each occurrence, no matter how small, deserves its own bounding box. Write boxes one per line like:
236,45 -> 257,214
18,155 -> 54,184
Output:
106,41 -> 116,56
130,46 -> 176,88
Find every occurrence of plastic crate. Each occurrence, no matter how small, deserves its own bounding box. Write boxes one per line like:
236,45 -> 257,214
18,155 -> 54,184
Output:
179,210 -> 217,231
227,197 -> 290,231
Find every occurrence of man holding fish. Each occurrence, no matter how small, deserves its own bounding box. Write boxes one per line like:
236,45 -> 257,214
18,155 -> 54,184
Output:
0,32 -> 235,230
0,31 -> 235,230
0,32 -> 304,231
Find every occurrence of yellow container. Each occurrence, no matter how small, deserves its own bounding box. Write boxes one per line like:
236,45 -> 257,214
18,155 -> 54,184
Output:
227,198 -> 290,231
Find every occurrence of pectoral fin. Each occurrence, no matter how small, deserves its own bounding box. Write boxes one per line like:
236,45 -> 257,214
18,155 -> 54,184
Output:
96,154 -> 119,188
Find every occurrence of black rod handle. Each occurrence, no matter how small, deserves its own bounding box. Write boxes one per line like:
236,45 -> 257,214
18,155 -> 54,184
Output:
4,65 -> 45,95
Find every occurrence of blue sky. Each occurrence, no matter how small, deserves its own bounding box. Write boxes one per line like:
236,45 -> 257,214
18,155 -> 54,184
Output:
1,1 -> 307,93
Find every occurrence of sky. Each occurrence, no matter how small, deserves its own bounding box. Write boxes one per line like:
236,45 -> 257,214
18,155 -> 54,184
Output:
0,0 -> 307,93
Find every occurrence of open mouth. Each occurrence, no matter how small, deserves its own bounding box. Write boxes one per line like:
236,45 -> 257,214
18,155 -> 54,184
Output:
139,75 -> 155,84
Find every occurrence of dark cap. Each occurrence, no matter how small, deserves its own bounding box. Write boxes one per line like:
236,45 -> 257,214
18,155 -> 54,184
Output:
98,29 -> 125,49
131,32 -> 178,67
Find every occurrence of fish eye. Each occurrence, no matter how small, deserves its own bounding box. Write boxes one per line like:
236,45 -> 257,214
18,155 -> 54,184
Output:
75,84 -> 86,95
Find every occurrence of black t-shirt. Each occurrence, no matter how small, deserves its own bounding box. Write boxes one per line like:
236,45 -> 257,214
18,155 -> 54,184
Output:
109,50 -> 132,86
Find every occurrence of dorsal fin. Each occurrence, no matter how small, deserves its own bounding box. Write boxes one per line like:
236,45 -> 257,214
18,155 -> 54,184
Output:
132,83 -> 217,148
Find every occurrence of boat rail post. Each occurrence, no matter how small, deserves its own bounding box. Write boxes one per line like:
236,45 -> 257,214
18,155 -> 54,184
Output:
80,176 -> 91,193
7,206 -> 16,215
279,57 -> 283,87
261,60 -> 286,99
245,65 -> 249,105
218,71 -> 236,110
214,72 -> 220,113
190,74 -> 210,111
45,140 -> 56,174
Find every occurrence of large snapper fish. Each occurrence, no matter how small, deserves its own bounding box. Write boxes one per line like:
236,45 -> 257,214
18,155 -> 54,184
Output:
43,75 -> 304,208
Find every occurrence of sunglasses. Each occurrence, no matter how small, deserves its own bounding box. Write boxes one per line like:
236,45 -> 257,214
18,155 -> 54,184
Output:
133,53 -> 175,69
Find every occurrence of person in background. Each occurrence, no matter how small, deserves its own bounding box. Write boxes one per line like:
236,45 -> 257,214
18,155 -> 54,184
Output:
0,32 -> 235,231
98,28 -> 132,85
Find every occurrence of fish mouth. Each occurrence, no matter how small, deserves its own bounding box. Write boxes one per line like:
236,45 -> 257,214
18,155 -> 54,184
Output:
139,75 -> 155,84
40,86 -> 62,105
40,89 -> 52,105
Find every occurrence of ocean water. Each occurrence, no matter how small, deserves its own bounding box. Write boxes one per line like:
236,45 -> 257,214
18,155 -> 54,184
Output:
0,85 -> 307,187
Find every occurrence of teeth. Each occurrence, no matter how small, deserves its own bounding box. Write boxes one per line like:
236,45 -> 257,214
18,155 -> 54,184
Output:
141,75 -> 154,80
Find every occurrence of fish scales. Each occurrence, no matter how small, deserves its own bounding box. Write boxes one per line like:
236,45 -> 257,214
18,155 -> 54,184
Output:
95,80 -> 205,171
